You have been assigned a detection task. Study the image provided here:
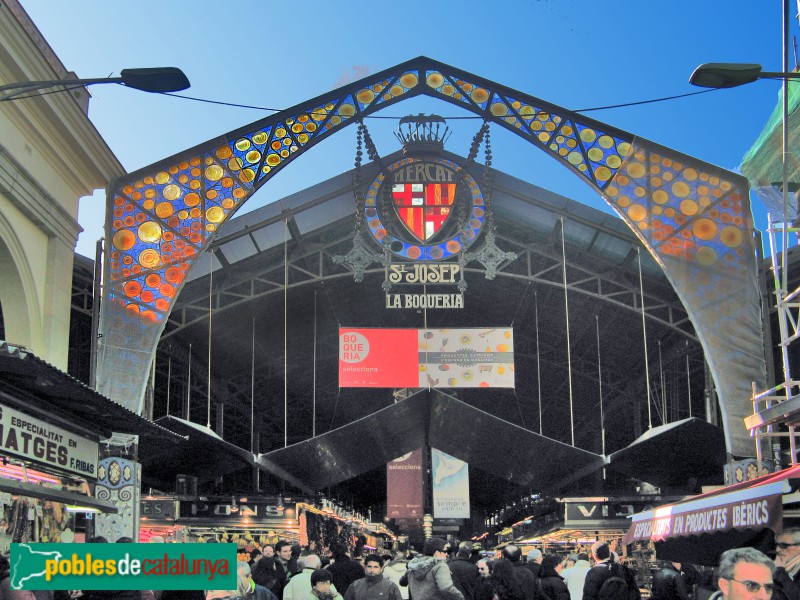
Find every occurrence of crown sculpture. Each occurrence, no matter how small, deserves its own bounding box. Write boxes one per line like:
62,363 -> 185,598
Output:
395,114 -> 451,155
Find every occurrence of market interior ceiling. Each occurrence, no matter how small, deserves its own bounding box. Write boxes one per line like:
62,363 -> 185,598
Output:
72,149 -> 724,511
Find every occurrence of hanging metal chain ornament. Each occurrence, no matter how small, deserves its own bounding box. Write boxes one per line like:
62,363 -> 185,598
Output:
333,120 -> 384,281
353,122 -> 365,235
358,124 -> 399,290
454,121 -> 489,228
483,125 -> 494,231
362,121 -> 383,170
465,121 -> 518,279
452,121 -> 490,292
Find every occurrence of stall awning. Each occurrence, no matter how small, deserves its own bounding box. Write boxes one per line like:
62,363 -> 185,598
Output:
623,465 -> 800,553
0,343 -> 184,444
518,525 -> 627,546
0,479 -> 118,513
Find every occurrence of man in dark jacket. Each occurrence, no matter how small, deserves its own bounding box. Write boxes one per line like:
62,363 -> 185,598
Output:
274,540 -> 301,598
345,554 -> 403,600
328,542 -> 366,595
582,542 -> 615,600
524,550 -> 542,580
449,542 -> 480,600
502,545 -> 537,600
775,529 -> 800,600
651,562 -> 687,600
582,543 -> 637,600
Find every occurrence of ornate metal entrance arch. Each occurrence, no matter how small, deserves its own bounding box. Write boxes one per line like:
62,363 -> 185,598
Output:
97,56 -> 765,457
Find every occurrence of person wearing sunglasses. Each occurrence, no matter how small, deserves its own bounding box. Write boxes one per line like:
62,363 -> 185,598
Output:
776,530 -> 800,581
774,529 -> 800,600
717,548 -> 775,600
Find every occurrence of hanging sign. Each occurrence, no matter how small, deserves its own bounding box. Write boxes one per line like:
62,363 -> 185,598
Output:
177,500 -> 294,523
564,499 -> 655,528
370,156 -> 480,309
339,328 -> 514,388
622,481 -> 785,544
387,449 -> 425,519
339,329 -> 419,388
432,448 -> 470,519
365,157 -> 485,262
0,403 -> 98,478
385,263 -> 464,309
141,499 -> 177,520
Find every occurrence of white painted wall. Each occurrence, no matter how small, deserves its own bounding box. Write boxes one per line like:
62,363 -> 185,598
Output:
0,0 -> 123,370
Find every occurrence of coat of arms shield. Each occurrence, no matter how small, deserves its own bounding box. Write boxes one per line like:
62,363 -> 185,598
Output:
392,180 -> 457,243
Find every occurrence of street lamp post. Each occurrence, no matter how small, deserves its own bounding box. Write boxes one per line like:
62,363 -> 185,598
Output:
689,61 -> 799,227
689,63 -> 800,88
0,66 -> 190,101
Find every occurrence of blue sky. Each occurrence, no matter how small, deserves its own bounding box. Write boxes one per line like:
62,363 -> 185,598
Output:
17,0 -> 794,258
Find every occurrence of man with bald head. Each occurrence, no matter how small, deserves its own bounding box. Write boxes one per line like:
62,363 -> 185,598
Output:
285,555 -> 338,600
524,549 -> 542,579
449,542 -> 480,600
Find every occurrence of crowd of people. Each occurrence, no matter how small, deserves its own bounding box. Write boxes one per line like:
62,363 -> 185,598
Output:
5,529 -> 800,600
210,531 -> 800,600
164,528 -> 800,600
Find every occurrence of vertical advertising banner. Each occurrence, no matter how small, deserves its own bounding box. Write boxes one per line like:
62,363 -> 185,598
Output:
387,449 -> 425,519
339,328 -> 514,388
432,448 -> 470,518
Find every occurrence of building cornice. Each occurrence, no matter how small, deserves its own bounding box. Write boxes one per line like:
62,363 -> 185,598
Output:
0,144 -> 82,246
0,3 -> 125,197
3,0 -> 69,81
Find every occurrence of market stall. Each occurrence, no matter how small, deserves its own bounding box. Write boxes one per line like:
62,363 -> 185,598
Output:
623,465 -> 800,565
139,496 -> 395,553
491,497 -> 671,554
140,496 -> 301,544
0,343 -> 183,548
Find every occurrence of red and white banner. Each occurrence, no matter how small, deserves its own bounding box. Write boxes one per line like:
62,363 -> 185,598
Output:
339,328 -> 514,388
387,449 -> 425,519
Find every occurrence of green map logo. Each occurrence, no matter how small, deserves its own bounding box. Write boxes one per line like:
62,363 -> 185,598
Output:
11,543 -> 237,591
11,544 -> 63,590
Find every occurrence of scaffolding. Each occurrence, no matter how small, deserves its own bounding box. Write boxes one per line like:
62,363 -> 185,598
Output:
741,3 -> 800,469
747,215 -> 800,471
